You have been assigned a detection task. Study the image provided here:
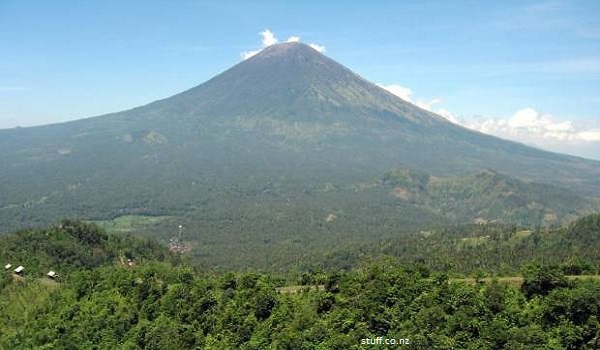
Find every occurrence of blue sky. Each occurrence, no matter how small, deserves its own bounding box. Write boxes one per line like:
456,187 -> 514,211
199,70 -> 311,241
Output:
1,0 -> 599,159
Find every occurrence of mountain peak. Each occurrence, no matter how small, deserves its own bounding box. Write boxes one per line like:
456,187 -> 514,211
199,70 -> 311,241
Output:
257,42 -> 316,55
1,37 -> 599,237
246,42 -> 327,67
161,38 -> 441,127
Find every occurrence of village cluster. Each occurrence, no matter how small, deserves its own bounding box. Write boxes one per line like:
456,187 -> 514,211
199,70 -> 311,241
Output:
4,263 -> 58,280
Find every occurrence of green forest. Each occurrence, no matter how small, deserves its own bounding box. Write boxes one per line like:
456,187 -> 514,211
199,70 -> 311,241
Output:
1,217 -> 600,349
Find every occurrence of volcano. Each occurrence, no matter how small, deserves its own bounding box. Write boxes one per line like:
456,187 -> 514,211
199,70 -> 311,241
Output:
1,42 -> 598,264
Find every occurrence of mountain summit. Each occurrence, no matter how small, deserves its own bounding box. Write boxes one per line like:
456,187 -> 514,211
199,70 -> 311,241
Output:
124,42 -> 449,128
0,42 -> 599,236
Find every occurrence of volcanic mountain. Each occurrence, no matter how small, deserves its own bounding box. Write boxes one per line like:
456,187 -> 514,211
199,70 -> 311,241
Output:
1,42 -> 599,267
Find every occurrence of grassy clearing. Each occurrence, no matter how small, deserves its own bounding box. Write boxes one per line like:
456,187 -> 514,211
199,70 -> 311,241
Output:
459,236 -> 489,247
276,285 -> 325,294
510,229 -> 532,243
451,275 -> 600,288
90,215 -> 173,233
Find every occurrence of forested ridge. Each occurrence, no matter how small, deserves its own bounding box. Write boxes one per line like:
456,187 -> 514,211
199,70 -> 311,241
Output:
1,217 -> 599,348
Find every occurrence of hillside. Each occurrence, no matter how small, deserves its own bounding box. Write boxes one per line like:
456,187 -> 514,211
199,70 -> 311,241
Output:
1,42 -> 599,257
0,220 -> 172,278
149,169 -> 594,271
1,220 -> 599,349
371,213 -> 600,275
376,169 -> 596,225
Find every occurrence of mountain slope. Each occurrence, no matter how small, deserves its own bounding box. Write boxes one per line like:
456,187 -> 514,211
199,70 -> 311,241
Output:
0,42 -> 598,242
377,169 -> 596,225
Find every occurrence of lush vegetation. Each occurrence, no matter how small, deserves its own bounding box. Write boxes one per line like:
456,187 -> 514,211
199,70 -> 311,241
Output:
183,210 -> 600,274
1,45 -> 599,275
2,257 -> 599,349
1,219 -> 599,348
0,220 -> 174,277
22,168 -> 589,273
370,213 -> 600,276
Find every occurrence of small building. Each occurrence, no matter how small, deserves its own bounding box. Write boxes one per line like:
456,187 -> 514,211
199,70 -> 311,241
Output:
14,266 -> 24,275
47,271 -> 57,279
4,264 -> 11,270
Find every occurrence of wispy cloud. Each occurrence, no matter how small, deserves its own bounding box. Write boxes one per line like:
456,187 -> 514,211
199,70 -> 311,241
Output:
378,83 -> 459,124
493,0 -> 599,41
241,29 -> 326,59
500,57 -> 600,76
494,1 -> 570,31
544,58 -> 600,74
308,43 -> 326,53
261,29 -> 278,46
378,84 -> 413,101
0,86 -> 28,92
575,28 -> 600,39
241,29 -> 279,60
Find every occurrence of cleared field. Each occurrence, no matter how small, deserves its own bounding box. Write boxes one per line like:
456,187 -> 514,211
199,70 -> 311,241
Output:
512,229 -> 532,240
276,285 -> 325,294
90,215 -> 174,233
452,275 -> 600,288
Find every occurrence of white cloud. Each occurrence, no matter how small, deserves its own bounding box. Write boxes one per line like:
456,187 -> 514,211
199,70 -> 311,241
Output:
436,108 -> 460,124
241,49 -> 261,60
309,43 -> 326,53
465,108 -> 600,147
241,29 -> 280,60
261,29 -> 278,46
546,120 -> 573,132
377,84 -> 413,101
508,107 -> 543,128
577,131 -> 600,142
378,82 -> 600,159
241,30 -> 326,59
378,83 -> 459,124
414,98 -> 441,112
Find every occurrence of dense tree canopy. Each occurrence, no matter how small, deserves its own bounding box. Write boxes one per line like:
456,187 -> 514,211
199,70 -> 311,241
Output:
1,219 -> 599,348
2,260 -> 599,349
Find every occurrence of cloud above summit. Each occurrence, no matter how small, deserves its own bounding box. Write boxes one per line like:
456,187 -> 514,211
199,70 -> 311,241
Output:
241,29 -> 277,60
241,29 -> 325,60
261,29 -> 278,46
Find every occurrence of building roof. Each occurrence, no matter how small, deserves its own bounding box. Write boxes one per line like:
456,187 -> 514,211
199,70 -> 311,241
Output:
4,264 -> 11,269
47,271 -> 57,278
14,266 -> 24,273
